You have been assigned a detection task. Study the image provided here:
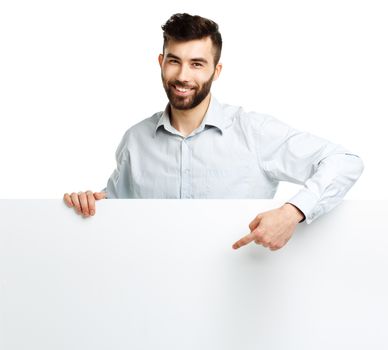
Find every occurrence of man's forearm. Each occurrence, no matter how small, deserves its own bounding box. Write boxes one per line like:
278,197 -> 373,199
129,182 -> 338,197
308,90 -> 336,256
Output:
287,153 -> 364,224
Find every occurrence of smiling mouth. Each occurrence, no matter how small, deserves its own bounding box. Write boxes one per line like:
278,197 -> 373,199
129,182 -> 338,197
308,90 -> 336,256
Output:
171,84 -> 195,96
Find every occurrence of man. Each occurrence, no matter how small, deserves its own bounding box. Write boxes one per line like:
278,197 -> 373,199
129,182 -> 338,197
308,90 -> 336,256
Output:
64,13 -> 364,251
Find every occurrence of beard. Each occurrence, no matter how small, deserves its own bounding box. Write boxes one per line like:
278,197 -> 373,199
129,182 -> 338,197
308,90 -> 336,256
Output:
161,70 -> 215,110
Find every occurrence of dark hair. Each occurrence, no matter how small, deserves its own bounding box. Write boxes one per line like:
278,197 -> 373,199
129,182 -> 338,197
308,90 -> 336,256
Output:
161,13 -> 222,66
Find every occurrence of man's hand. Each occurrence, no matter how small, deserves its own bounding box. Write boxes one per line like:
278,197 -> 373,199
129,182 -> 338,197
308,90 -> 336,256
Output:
63,191 -> 106,217
232,203 -> 305,251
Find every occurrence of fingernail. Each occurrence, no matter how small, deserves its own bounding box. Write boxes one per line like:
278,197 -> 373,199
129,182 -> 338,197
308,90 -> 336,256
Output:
90,210 -> 95,216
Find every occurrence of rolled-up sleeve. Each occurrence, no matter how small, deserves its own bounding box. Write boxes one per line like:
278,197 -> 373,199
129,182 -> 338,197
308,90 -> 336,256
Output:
255,115 -> 364,224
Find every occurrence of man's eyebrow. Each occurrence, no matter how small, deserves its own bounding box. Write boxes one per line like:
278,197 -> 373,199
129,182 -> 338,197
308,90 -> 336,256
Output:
165,53 -> 208,64
166,53 -> 181,60
191,58 -> 208,64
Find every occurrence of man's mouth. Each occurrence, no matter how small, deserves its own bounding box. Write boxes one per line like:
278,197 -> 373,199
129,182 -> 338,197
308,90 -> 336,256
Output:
171,84 -> 195,96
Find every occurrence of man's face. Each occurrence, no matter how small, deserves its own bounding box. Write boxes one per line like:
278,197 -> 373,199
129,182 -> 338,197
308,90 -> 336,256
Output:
158,37 -> 222,110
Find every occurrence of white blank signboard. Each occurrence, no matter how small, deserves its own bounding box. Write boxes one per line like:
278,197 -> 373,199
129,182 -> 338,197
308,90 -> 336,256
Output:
0,199 -> 387,349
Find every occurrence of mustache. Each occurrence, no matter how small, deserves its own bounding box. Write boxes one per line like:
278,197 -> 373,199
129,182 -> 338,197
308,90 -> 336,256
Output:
170,81 -> 196,89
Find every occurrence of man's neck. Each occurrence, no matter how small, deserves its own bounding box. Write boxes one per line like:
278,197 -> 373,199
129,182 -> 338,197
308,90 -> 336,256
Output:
169,93 -> 211,137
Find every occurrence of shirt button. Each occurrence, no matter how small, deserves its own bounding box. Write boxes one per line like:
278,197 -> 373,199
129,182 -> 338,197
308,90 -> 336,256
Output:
184,169 -> 190,174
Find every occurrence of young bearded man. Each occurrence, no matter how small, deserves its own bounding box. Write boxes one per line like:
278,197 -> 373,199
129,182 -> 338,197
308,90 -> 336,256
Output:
64,13 -> 364,251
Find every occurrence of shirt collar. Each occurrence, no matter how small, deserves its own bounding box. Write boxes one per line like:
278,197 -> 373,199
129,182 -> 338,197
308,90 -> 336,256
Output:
154,94 -> 225,137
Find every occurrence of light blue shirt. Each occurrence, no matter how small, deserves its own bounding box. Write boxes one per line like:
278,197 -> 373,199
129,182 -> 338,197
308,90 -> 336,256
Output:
104,94 -> 364,223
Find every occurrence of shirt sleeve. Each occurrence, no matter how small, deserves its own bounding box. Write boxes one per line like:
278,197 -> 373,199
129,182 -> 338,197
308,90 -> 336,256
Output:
103,130 -> 132,199
255,115 -> 364,224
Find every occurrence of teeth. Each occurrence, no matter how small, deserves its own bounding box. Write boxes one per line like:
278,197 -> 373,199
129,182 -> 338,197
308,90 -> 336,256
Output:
175,86 -> 189,92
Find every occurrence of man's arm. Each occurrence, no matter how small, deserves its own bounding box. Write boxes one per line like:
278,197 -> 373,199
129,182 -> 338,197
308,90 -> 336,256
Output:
104,130 -> 132,199
233,114 -> 364,250
285,152 -> 364,223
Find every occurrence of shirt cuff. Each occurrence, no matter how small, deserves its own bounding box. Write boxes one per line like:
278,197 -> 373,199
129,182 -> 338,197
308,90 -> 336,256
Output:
100,188 -> 109,199
286,189 -> 321,224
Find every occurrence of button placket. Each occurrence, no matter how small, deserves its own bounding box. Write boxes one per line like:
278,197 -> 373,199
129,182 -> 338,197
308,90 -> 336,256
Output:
180,139 -> 192,198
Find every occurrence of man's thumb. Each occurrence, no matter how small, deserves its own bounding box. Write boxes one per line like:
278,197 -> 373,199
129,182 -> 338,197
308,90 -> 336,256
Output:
94,192 -> 107,200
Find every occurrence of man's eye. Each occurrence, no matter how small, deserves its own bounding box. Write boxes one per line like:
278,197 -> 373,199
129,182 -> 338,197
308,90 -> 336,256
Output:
169,60 -> 179,64
193,63 -> 203,67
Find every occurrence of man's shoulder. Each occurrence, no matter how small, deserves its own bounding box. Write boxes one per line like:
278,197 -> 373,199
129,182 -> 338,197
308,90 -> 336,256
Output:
218,99 -> 274,130
120,111 -> 163,141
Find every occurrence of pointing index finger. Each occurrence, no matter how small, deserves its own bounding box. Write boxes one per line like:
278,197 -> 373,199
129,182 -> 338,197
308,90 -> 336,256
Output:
232,232 -> 256,250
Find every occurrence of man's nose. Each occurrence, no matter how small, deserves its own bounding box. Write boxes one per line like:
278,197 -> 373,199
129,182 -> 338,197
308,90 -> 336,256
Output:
176,64 -> 191,83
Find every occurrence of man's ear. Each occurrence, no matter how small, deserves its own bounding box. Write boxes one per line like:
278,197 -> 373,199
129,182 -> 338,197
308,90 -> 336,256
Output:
213,63 -> 223,81
158,54 -> 164,67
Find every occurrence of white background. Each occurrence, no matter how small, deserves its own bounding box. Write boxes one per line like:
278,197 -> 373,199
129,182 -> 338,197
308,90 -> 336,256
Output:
1,0 -> 387,199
